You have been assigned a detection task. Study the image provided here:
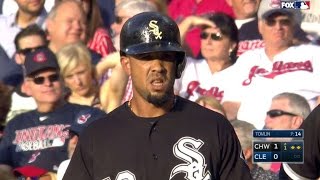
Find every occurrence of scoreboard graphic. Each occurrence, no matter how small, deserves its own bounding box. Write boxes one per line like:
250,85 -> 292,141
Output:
252,130 -> 304,163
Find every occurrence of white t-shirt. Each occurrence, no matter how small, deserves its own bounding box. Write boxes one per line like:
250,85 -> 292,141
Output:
174,57 -> 236,102
224,44 -> 320,129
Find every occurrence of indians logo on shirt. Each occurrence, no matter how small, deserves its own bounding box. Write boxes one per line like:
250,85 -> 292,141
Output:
77,114 -> 91,124
170,137 -> 211,180
243,60 -> 313,86
186,81 -> 224,101
28,151 -> 41,163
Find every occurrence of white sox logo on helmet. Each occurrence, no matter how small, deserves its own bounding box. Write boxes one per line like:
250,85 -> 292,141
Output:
170,137 -> 211,180
149,20 -> 162,39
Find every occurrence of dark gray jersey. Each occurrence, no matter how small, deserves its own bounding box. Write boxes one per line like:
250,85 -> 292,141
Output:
64,97 -> 251,180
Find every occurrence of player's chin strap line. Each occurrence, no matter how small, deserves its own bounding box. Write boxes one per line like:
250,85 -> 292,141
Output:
282,163 -> 312,180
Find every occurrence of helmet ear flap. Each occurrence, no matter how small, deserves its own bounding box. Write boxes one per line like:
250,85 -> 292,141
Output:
175,57 -> 186,79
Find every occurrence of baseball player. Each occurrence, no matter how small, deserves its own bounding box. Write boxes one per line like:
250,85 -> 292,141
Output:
279,105 -> 320,179
63,12 -> 251,180
0,47 -> 106,173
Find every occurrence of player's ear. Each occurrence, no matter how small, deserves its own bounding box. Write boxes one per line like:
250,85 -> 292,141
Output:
120,56 -> 131,76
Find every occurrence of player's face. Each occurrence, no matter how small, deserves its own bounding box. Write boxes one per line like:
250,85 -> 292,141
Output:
15,0 -> 45,15
124,52 -> 176,107
227,0 -> 260,19
47,1 -> 86,51
200,27 -> 236,62
63,63 -> 94,97
25,70 -> 63,105
264,98 -> 298,130
258,14 -> 294,48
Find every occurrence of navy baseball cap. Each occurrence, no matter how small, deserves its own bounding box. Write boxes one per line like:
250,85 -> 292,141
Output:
14,149 -> 64,177
24,47 -> 60,76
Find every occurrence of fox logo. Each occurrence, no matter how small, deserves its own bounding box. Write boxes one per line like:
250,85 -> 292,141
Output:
170,137 -> 211,180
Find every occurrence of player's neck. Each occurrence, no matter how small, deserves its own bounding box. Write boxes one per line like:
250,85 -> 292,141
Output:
129,95 -> 176,118
36,99 -> 66,113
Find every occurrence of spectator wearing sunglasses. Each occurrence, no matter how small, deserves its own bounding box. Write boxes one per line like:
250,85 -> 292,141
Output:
175,13 -> 238,105
226,0 -> 309,57
14,24 -> 48,66
167,0 -> 234,58
0,47 -> 106,175
5,25 -> 47,122
222,0 -> 320,128
263,92 -> 310,173
265,92 -> 311,130
0,0 -> 47,58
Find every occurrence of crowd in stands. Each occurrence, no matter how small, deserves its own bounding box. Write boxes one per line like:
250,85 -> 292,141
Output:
0,0 -> 319,179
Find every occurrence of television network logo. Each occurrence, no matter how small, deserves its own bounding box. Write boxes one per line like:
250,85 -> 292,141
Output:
280,0 -> 310,9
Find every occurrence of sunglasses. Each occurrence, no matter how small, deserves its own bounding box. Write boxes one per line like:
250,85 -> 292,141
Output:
32,74 -> 60,85
17,45 -> 46,56
265,18 -> 292,27
200,32 -> 223,41
266,109 -> 298,118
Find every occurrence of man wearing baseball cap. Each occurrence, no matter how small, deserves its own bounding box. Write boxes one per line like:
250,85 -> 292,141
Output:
223,0 -> 320,130
0,47 -> 106,175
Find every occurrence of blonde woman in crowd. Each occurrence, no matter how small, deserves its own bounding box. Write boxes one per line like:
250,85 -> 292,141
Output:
57,42 -> 101,108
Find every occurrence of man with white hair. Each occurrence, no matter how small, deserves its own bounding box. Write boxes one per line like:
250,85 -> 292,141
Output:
223,0 -> 320,129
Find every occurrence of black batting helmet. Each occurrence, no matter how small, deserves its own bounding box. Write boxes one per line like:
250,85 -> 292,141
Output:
120,12 -> 186,78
